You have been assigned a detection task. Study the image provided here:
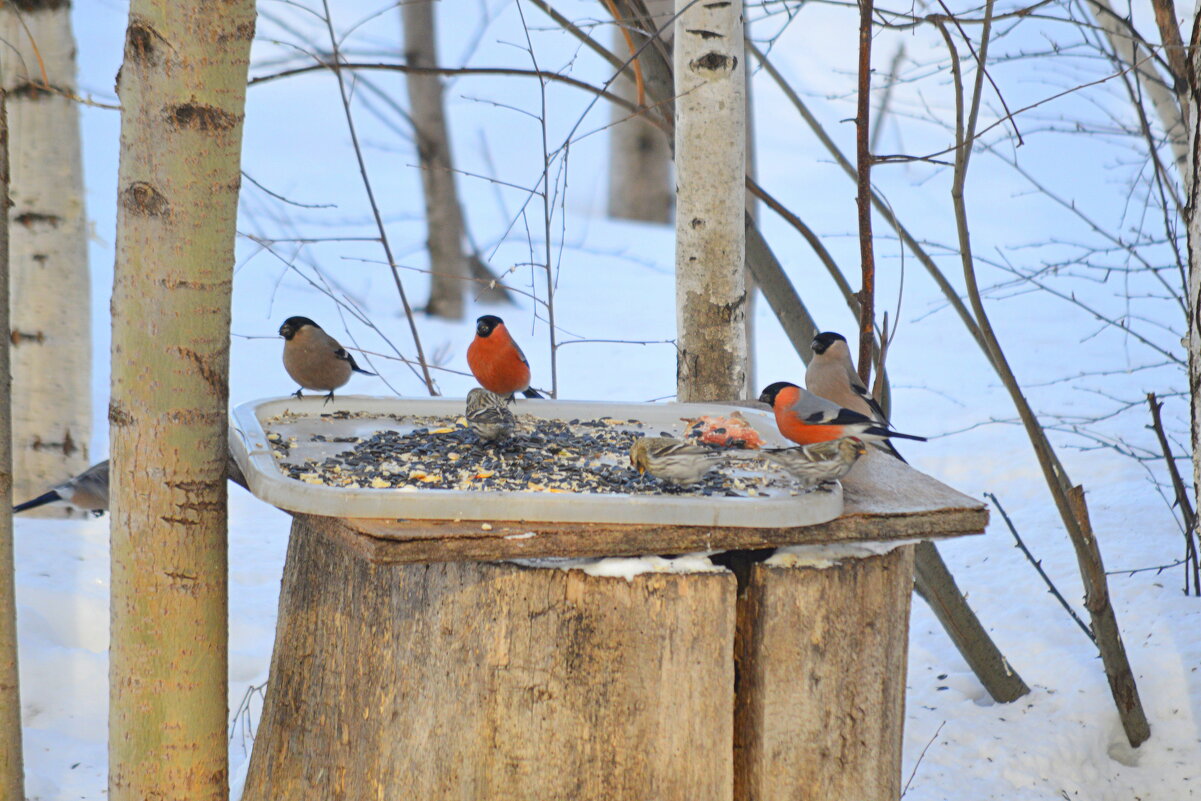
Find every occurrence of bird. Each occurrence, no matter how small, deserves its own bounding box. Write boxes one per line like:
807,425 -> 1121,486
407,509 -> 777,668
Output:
279,316 -> 375,404
13,460 -> 110,516
629,436 -> 745,486
465,387 -> 516,442
807,332 -> 888,423
758,381 -> 926,446
764,437 -> 867,490
807,330 -> 905,460
466,315 -> 544,399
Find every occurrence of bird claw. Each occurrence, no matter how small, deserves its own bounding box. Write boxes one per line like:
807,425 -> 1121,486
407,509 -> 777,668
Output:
323,391 -> 335,405
292,388 -> 304,400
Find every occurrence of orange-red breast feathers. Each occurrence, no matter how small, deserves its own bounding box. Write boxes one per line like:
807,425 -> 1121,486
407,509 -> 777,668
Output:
769,383 -> 845,445
467,315 -> 533,397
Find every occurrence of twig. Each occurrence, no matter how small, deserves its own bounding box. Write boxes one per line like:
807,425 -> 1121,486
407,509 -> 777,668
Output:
855,0 -> 877,388
986,492 -> 1096,644
318,0 -> 435,395
901,721 -> 945,798
1145,392 -> 1200,595
515,0 -> 559,398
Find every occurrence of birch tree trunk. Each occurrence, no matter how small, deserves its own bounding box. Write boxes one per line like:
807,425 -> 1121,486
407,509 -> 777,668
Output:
0,0 -> 91,510
607,0 -> 673,223
404,0 -> 467,319
674,0 -> 747,402
0,83 -> 24,801
1187,16 -> 1201,592
108,4 -> 255,799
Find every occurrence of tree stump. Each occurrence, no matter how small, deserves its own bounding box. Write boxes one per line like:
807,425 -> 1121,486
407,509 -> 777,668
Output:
241,519 -> 737,801
735,546 -> 915,801
238,451 -> 987,800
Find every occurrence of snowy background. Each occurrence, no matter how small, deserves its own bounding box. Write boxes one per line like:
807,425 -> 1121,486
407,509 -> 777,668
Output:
11,0 -> 1201,798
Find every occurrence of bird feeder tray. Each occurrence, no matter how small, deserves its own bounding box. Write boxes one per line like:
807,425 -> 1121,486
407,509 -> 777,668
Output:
229,395 -> 843,528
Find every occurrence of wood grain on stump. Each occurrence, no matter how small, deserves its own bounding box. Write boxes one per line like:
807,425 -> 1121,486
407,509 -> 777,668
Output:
734,545 -> 916,801
241,518 -> 737,801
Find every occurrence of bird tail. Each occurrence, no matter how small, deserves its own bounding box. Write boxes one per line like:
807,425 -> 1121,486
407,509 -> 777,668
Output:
522,387 -> 545,399
13,491 -> 63,514
877,439 -> 908,463
864,426 -> 927,442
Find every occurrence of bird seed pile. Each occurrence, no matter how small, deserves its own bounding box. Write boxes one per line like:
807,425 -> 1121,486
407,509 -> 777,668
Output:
266,411 -> 804,497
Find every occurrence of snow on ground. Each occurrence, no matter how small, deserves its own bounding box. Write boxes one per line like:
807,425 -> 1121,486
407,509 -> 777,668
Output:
10,0 -> 1201,798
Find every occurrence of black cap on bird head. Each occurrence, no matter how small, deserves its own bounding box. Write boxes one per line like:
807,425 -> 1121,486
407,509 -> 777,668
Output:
811,331 -> 847,355
758,381 -> 799,407
475,315 -> 504,338
279,316 -> 320,340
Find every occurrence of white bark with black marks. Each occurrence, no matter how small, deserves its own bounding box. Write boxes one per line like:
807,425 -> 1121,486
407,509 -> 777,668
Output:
673,0 -> 747,402
0,0 -> 91,509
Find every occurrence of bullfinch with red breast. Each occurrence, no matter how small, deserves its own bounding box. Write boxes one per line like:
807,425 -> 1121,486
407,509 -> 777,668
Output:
758,381 -> 926,446
13,459 -> 109,516
467,315 -> 544,399
280,316 -> 376,403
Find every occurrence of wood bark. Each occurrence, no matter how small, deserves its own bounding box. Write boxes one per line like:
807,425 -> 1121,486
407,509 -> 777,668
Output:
0,81 -> 24,800
607,0 -> 673,223
403,0 -> 468,319
243,518 -> 736,801
0,0 -> 91,510
108,3 -> 255,799
1187,8 -> 1201,616
673,0 -> 747,402
735,546 -> 914,801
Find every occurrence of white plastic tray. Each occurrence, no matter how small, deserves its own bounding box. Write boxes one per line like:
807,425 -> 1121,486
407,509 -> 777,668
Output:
228,396 -> 843,528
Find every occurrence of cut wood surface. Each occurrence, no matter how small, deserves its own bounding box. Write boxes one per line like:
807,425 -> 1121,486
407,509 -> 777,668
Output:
299,448 -> 987,563
241,518 -> 736,801
735,545 -> 915,801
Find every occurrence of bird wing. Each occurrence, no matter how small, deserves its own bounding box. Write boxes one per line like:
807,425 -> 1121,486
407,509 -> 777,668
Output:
335,347 -> 376,376
787,388 -> 875,427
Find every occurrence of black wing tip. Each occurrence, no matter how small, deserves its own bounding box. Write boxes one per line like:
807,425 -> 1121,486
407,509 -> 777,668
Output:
884,430 -> 927,442
522,387 -> 545,399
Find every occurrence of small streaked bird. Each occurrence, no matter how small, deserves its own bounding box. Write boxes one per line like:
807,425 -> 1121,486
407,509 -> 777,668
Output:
764,437 -> 867,490
13,460 -> 110,516
279,316 -> 376,404
629,436 -> 740,486
465,387 -> 516,442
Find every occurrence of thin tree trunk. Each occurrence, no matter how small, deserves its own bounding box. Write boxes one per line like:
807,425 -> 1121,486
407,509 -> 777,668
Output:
1187,12 -> 1201,612
108,4 -> 255,799
404,0 -> 467,319
0,81 -> 24,800
607,0 -> 673,223
743,22 -> 758,398
854,0 -> 877,388
938,8 -> 1150,746
673,0 -> 747,402
0,0 -> 91,511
